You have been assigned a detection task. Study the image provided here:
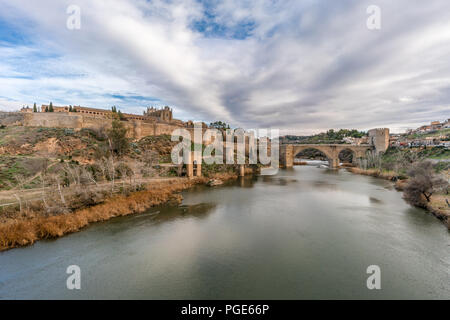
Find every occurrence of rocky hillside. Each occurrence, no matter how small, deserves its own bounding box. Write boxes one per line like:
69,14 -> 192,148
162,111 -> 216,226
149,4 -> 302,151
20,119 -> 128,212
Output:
0,126 -> 179,189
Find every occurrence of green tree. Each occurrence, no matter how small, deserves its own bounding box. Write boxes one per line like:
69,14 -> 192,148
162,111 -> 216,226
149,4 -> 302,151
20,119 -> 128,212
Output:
49,102 -> 54,112
111,106 -> 117,113
33,103 -> 37,113
107,119 -> 129,156
210,121 -> 230,130
69,105 -> 73,112
117,110 -> 126,120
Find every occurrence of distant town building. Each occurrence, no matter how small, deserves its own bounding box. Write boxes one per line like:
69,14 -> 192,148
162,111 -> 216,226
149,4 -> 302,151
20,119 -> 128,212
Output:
20,106 -> 33,113
343,136 -> 368,145
411,119 -> 449,134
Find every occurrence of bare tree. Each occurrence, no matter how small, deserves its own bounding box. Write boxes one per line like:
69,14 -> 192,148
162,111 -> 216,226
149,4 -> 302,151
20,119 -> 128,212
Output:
82,167 -> 98,187
129,161 -> 142,191
40,173 -> 49,210
404,161 -> 449,207
48,173 -> 67,206
98,157 -> 109,182
101,155 -> 116,195
364,152 -> 382,170
7,174 -> 27,213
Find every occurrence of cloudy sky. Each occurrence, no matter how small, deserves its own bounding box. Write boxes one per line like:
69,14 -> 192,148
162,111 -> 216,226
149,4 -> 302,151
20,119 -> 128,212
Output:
0,0 -> 449,134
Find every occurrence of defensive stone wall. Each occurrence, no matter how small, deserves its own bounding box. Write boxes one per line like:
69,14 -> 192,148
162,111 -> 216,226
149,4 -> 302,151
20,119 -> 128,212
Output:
0,112 -> 184,140
23,112 -> 83,129
0,112 -> 25,126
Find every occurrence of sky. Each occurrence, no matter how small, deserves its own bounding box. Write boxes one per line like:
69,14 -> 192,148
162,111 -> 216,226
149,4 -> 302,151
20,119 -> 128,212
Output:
0,0 -> 449,134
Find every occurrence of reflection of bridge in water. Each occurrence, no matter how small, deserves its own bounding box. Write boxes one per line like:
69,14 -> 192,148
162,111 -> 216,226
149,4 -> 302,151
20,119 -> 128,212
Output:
280,144 -> 374,168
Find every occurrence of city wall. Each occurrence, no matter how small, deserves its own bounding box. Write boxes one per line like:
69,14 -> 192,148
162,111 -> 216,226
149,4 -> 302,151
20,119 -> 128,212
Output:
0,112 -> 183,140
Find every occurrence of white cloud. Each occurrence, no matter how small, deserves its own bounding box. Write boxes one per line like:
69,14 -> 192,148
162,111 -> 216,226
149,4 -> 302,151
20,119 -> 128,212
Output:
0,0 -> 449,133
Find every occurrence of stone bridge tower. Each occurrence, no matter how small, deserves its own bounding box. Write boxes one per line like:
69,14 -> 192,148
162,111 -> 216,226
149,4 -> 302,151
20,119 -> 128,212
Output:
368,128 -> 390,154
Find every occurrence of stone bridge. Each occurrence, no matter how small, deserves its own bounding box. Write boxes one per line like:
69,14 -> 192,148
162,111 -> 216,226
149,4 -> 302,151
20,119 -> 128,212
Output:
280,128 -> 390,168
280,144 -> 374,168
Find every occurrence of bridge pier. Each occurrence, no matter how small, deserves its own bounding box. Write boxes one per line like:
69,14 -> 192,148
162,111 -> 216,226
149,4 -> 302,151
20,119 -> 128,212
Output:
186,152 -> 203,178
280,145 -> 294,168
328,157 -> 340,169
195,162 -> 202,177
186,163 -> 194,178
239,165 -> 245,176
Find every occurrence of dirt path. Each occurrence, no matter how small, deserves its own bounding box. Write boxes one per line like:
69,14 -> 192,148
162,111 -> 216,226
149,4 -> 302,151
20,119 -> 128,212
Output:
0,176 -> 185,207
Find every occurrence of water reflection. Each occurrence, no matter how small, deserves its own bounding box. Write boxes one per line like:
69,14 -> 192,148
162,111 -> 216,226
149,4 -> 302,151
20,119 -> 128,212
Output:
369,197 -> 383,204
261,176 -> 299,186
238,176 -> 258,188
312,180 -> 338,190
135,202 -> 217,225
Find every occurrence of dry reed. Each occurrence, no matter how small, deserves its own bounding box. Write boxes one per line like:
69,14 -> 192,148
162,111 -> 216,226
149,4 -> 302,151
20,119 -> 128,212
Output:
0,173 -> 238,251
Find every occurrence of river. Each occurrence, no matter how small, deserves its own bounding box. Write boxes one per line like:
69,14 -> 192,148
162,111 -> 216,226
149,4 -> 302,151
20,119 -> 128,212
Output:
0,166 -> 449,299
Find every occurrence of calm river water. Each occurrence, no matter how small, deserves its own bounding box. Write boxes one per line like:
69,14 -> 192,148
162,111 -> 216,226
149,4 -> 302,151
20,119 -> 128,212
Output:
0,166 -> 449,299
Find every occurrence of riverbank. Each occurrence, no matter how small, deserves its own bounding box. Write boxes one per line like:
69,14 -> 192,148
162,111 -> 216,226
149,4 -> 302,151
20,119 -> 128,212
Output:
347,167 -> 450,229
0,172 -> 238,251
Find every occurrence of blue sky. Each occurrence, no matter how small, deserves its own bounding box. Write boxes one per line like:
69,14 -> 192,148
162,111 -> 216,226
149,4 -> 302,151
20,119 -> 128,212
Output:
0,0 -> 449,134
191,1 -> 255,39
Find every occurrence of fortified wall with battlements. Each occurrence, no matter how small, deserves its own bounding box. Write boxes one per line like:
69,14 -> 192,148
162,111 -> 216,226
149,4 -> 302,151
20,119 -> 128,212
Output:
368,128 -> 390,154
0,105 -> 198,140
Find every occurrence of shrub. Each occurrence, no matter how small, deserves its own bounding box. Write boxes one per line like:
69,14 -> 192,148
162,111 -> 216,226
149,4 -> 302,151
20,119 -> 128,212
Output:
404,161 -> 448,207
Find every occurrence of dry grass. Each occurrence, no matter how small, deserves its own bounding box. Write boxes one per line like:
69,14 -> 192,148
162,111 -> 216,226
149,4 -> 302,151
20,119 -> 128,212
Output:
426,194 -> 450,225
0,173 -> 238,251
348,167 -> 398,180
394,179 -> 408,191
340,163 -> 356,168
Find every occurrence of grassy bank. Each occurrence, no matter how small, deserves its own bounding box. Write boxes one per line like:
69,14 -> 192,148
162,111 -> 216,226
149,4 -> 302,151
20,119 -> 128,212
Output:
348,167 -> 450,229
348,167 -> 400,181
0,173 -> 238,251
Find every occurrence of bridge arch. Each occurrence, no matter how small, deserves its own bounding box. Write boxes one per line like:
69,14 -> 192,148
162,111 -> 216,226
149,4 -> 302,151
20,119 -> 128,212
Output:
281,144 -> 374,169
295,147 -> 329,161
293,146 -> 335,167
338,147 -> 357,164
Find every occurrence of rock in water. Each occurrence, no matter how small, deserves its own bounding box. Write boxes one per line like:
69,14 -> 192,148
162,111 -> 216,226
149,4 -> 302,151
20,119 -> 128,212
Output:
207,179 -> 223,187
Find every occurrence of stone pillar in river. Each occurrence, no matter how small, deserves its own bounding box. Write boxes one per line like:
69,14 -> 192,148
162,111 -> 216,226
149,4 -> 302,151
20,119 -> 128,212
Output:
195,162 -> 202,177
280,145 -> 294,168
186,152 -> 194,178
239,165 -> 245,177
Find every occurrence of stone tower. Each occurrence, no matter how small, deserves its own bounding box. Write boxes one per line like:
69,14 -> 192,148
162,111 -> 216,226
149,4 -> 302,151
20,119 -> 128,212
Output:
368,128 -> 390,154
144,106 -> 173,122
